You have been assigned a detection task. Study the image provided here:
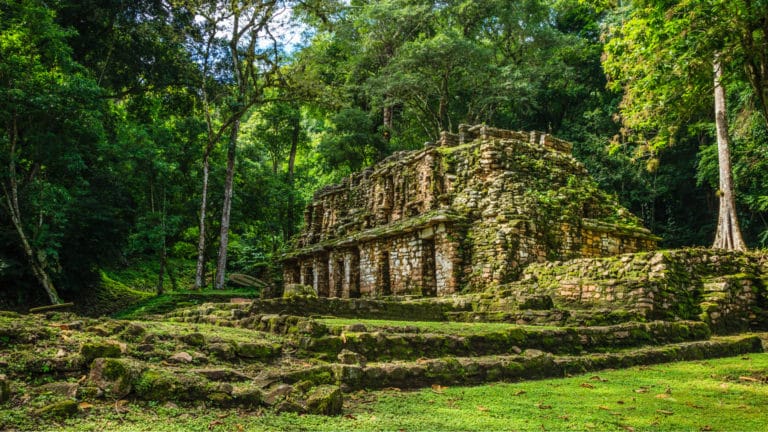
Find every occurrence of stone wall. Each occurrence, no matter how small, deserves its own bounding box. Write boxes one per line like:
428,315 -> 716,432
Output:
520,249 -> 768,332
283,124 -> 658,298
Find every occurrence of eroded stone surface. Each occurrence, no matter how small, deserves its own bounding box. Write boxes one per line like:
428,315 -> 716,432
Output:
283,125 -> 657,298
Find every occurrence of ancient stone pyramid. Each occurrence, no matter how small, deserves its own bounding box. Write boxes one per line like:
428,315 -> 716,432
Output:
283,124 -> 658,297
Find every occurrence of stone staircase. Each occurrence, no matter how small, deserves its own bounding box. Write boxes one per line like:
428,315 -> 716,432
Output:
153,302 -> 763,397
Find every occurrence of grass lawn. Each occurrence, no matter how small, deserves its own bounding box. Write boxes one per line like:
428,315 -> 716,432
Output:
55,352 -> 768,431
317,317 -> 558,335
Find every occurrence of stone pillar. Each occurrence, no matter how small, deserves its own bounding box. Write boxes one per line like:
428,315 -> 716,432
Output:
358,243 -> 377,297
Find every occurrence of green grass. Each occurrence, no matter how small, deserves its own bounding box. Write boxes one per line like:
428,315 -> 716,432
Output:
113,289 -> 259,319
318,317 -> 556,335
48,353 -> 768,432
102,257 -> 197,293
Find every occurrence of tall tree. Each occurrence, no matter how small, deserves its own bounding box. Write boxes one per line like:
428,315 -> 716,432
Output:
1,0 -> 110,303
712,57 -> 746,250
601,0 -> 758,250
190,0 -> 288,289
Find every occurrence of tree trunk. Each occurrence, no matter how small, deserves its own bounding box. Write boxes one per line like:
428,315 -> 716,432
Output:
712,56 -> 747,251
157,191 -> 167,295
383,104 -> 393,142
215,120 -> 240,289
288,114 -> 301,180
3,118 -> 63,304
157,248 -> 166,296
194,152 -> 211,289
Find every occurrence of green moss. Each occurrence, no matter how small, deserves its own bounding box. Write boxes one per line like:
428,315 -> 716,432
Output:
283,366 -> 335,386
80,342 -> 121,364
134,369 -> 210,402
236,342 -> 281,359
306,385 -> 343,415
33,399 -> 78,420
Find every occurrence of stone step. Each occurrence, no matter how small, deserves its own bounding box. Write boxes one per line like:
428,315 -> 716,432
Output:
299,321 -> 711,362
445,308 -> 646,326
330,335 -> 763,392
81,357 -> 343,415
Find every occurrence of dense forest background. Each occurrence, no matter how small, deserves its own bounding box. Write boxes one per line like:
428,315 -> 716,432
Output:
2,0 -> 767,307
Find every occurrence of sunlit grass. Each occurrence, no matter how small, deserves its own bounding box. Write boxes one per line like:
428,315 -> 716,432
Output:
318,317 -> 558,335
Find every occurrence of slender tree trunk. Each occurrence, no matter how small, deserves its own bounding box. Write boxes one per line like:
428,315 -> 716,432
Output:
167,262 -> 178,291
4,117 -> 62,304
383,103 -> 393,143
157,193 -> 166,295
712,56 -> 746,251
157,248 -> 166,296
215,120 -> 240,289
287,117 -> 299,181
194,152 -> 211,289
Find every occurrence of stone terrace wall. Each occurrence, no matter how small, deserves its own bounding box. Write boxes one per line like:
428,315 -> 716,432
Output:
521,249 -> 768,332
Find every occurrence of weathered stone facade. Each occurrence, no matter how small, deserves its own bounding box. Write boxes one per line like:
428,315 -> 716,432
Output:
283,124 -> 658,298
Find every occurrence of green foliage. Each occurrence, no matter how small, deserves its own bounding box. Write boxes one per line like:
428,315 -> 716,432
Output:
317,108 -> 387,173
2,0 -> 768,306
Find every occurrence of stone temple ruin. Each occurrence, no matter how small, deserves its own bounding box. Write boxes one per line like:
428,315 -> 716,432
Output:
282,124 -> 659,298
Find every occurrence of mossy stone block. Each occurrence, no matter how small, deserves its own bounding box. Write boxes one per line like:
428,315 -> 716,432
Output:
81,342 -> 121,364
181,332 -> 206,347
236,342 -> 280,359
283,284 -> 317,299
306,385 -> 343,415
207,342 -> 236,360
33,399 -> 78,420
232,386 -> 263,408
88,357 -> 145,399
134,369 -> 210,402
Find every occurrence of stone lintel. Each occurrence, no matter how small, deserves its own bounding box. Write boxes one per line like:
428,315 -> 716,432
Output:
281,210 -> 465,261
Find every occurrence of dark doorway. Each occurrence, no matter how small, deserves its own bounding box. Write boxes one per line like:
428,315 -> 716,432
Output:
349,249 -> 361,298
422,239 -> 437,296
379,251 -> 391,296
303,266 -> 314,288
333,259 -> 344,298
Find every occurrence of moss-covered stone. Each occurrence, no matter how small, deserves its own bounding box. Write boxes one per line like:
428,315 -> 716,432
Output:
207,342 -> 236,360
235,342 -> 281,359
283,284 -> 317,299
232,385 -> 263,408
120,323 -> 146,341
88,357 -> 145,399
81,341 -> 122,364
180,332 -> 206,347
134,369 -> 211,402
33,399 -> 78,420
306,385 -> 343,415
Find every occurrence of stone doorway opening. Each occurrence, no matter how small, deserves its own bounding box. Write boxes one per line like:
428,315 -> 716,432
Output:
303,266 -> 314,290
422,239 -> 437,297
379,251 -> 391,296
349,249 -> 361,298
333,259 -> 344,298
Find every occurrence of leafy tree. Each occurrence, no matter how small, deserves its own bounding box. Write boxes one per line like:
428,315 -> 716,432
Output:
188,0 -> 290,289
0,0 -> 116,303
317,108 -> 386,173
600,0 -> 768,250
